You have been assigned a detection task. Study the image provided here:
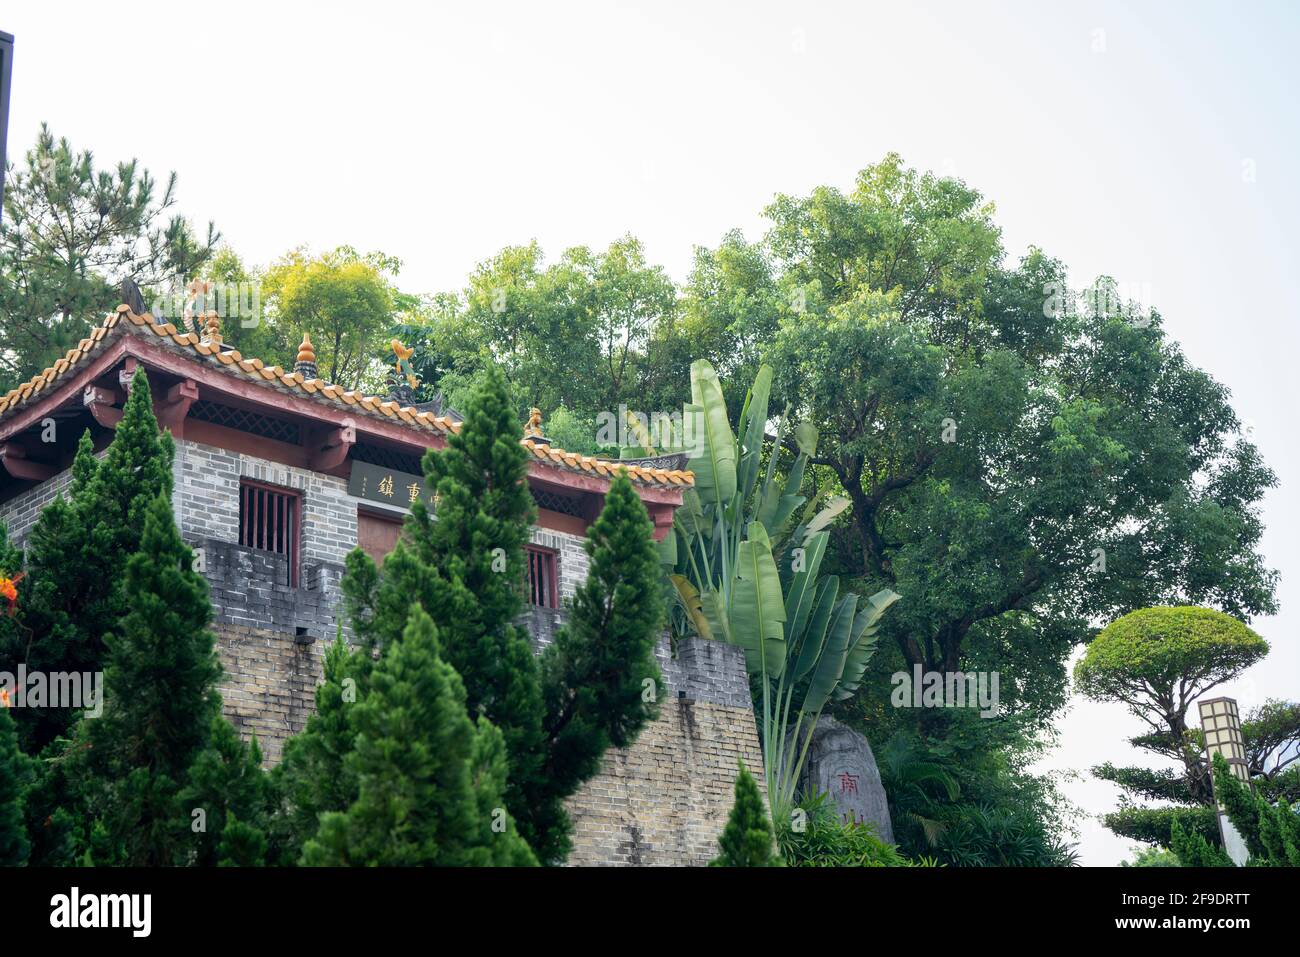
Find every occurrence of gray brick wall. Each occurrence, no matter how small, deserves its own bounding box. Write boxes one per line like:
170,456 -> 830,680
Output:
175,439 -> 357,567
529,526 -> 589,602
0,466 -> 76,547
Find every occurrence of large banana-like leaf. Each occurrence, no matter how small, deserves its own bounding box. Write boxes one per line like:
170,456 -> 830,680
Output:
730,522 -> 786,678
736,365 -> 773,503
669,573 -> 712,640
686,360 -> 737,506
783,530 -> 828,644
674,488 -> 708,539
802,593 -> 860,714
803,495 -> 852,540
701,587 -> 732,645
834,589 -> 901,701
794,421 -> 818,456
625,408 -> 656,455
790,575 -> 840,682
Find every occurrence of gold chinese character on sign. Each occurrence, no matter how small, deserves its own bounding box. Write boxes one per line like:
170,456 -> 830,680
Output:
407,483 -> 421,504
378,475 -> 394,498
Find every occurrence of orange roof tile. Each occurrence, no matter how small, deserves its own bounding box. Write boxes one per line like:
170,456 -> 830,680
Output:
0,306 -> 695,489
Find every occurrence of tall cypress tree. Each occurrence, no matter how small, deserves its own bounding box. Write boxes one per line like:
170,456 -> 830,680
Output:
270,633 -> 362,863
541,472 -> 663,792
302,606 -> 535,867
338,366 -> 666,864
350,366 -> 554,857
77,492 -> 223,865
180,717 -> 271,867
711,762 -> 779,867
4,368 -> 174,751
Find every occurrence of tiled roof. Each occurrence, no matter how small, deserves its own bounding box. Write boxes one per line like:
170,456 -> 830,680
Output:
0,306 -> 695,488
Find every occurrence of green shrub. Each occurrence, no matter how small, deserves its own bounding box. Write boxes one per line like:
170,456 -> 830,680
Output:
778,792 -> 932,867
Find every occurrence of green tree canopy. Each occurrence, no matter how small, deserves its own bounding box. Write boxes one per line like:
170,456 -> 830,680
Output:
1076,606 -> 1268,847
0,123 -> 217,389
260,246 -> 404,389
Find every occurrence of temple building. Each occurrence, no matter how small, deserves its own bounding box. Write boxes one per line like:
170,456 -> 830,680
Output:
0,303 -> 764,865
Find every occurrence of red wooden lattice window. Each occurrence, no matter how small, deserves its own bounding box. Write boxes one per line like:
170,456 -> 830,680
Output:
240,480 -> 300,586
524,545 -> 558,608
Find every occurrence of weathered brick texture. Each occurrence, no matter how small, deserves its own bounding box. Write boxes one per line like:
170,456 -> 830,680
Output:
562,637 -> 766,866
213,623 -> 325,766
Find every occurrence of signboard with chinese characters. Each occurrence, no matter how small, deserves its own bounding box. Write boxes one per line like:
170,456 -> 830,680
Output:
348,460 -> 435,510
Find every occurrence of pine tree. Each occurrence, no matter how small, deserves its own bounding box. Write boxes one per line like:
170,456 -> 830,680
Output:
337,367 -> 667,864
711,762 -> 779,867
180,717 -> 270,867
1170,816 -> 1234,867
302,606 -> 535,867
270,633 -> 361,863
541,472 -> 663,790
1211,752 -> 1265,858
77,492 -> 223,865
4,368 -> 174,751
352,365 -> 553,857
0,704 -> 30,865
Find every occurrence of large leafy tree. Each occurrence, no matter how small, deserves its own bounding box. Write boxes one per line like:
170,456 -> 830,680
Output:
740,156 -> 1277,733
260,246 -> 404,390
0,124 -> 218,389
407,236 -> 677,428
1075,606 -> 1269,847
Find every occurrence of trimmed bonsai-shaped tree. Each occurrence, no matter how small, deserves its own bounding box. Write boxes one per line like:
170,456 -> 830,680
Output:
1075,606 -> 1268,849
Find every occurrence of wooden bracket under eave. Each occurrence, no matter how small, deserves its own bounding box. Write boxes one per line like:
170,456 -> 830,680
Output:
0,443 -> 57,482
157,379 -> 199,436
84,385 -> 124,429
118,357 -> 140,394
311,418 -> 356,470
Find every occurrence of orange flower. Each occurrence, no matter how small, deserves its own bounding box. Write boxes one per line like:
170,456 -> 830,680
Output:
0,572 -> 22,613
0,688 -> 11,709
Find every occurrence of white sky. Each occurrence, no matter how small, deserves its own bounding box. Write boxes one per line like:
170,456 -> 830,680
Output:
4,0 -> 1297,865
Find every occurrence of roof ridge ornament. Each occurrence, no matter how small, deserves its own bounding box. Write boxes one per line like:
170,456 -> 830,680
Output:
523,407 -> 548,445
294,332 -> 318,380
386,338 -> 419,405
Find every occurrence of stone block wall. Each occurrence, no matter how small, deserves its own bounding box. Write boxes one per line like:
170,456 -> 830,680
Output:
563,636 -> 766,867
175,439 -> 357,568
528,526 -> 589,602
212,623 -> 326,766
0,465 -> 75,547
